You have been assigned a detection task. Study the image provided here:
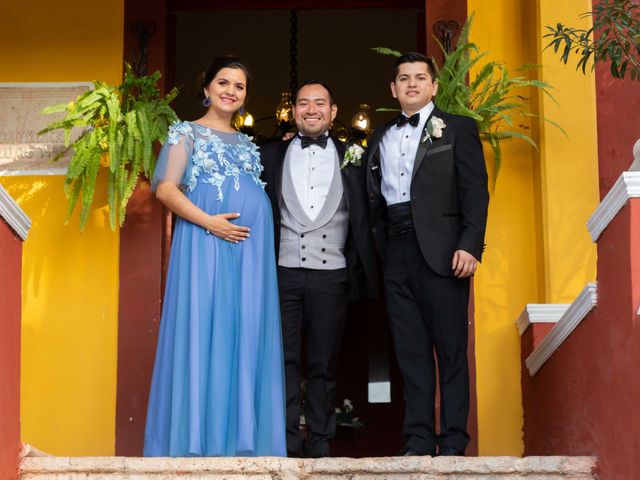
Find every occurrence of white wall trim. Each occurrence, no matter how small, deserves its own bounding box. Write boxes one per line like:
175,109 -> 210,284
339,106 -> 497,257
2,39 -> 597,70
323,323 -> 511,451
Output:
0,82 -> 93,88
516,304 -> 570,336
630,139 -> 640,171
0,185 -> 31,240
0,168 -> 68,177
526,282 -> 598,376
588,171 -> 640,241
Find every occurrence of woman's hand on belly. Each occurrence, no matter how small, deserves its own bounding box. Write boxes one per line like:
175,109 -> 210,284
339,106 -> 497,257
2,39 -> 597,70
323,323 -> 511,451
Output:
204,212 -> 251,243
156,181 -> 250,243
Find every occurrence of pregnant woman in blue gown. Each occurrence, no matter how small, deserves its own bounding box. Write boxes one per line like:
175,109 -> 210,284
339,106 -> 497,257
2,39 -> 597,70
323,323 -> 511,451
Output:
144,56 -> 286,457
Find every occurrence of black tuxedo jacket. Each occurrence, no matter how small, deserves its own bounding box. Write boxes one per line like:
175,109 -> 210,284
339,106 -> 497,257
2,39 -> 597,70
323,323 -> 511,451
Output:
261,136 -> 378,300
366,106 -> 489,277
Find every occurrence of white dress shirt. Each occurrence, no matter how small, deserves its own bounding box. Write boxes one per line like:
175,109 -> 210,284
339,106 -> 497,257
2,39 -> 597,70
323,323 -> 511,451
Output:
289,134 -> 335,221
380,102 -> 434,206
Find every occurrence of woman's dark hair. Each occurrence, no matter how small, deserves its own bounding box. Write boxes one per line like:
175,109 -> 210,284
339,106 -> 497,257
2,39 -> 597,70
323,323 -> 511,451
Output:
393,52 -> 437,82
198,55 -> 251,98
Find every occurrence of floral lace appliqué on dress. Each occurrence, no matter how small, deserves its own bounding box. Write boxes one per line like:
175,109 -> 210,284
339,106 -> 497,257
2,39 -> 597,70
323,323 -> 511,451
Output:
166,121 -> 265,201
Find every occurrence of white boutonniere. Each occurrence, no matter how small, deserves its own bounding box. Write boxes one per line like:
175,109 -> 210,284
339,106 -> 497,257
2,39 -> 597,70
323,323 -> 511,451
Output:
421,116 -> 446,144
341,143 -> 364,169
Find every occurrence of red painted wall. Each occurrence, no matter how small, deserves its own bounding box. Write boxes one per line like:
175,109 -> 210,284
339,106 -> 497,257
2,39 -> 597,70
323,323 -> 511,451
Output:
425,0 -> 466,65
0,219 -> 22,480
115,0 -> 169,456
594,58 -> 640,197
520,323 -> 555,360
115,183 -> 165,456
522,199 -> 640,479
521,4 -> 640,474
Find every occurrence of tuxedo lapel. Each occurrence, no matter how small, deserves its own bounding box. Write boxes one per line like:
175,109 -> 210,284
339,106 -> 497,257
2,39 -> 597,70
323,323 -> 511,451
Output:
411,106 -> 439,180
332,135 -> 346,159
275,138 -> 294,207
332,137 -> 353,212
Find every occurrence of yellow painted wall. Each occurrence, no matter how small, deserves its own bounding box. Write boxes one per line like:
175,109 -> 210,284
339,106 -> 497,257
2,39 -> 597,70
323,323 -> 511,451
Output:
469,0 -> 599,455
0,0 -> 123,455
535,0 -> 599,303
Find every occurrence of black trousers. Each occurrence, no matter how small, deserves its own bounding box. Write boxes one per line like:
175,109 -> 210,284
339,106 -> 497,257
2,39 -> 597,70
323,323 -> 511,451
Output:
277,266 -> 349,457
384,231 -> 470,455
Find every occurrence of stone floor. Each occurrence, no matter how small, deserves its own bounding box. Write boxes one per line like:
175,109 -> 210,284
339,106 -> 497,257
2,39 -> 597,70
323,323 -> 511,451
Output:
20,455 -> 597,479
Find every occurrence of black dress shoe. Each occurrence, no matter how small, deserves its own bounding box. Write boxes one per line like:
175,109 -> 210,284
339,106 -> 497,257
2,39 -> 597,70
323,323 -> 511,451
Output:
306,452 -> 328,458
437,446 -> 463,456
396,446 -> 421,456
304,444 -> 329,458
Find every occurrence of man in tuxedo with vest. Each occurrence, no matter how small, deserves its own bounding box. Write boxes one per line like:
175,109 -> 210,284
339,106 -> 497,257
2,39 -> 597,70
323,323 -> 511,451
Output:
366,52 -> 489,457
261,79 -> 377,458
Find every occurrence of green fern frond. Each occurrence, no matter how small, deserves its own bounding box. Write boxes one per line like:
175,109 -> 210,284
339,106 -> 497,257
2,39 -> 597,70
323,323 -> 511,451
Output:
38,66 -> 180,230
371,47 -> 402,57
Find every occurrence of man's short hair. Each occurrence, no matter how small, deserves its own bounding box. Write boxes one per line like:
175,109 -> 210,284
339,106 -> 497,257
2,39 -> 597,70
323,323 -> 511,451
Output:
293,79 -> 335,105
393,52 -> 437,82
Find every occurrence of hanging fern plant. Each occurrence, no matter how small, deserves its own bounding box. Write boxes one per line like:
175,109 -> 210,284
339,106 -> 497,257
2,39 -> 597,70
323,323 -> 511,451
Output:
372,14 -> 565,184
39,64 -> 179,230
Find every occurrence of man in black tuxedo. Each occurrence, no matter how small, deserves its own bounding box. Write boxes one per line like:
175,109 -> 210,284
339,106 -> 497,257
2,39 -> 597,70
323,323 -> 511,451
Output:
366,52 -> 489,457
261,79 -> 377,458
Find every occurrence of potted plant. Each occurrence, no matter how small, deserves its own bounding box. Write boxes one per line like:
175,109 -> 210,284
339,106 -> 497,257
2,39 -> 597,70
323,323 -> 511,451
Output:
374,15 -> 564,184
39,64 -> 179,230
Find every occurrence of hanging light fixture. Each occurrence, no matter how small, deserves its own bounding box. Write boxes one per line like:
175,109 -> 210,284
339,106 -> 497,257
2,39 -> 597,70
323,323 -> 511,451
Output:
348,103 -> 372,146
261,9 -> 375,142
232,108 -> 255,135
351,104 -> 372,134
275,92 -> 293,125
243,113 -> 254,128
272,10 -> 297,137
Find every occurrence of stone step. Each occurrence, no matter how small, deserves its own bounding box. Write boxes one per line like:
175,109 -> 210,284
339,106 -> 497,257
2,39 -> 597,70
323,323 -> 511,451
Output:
21,455 -> 597,479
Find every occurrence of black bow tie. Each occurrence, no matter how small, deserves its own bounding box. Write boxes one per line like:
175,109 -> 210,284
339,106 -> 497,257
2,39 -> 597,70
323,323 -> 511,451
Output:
299,135 -> 328,149
396,113 -> 420,128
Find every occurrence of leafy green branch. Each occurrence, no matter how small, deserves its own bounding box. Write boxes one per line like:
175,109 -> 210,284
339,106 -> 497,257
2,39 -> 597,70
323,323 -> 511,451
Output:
544,0 -> 640,80
39,64 -> 179,230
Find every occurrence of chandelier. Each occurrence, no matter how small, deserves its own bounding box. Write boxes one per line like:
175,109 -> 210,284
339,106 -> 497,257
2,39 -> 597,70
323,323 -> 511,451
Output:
233,9 -> 372,145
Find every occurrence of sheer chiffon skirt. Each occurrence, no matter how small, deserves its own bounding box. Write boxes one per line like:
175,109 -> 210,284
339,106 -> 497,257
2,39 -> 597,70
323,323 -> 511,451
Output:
144,177 -> 286,457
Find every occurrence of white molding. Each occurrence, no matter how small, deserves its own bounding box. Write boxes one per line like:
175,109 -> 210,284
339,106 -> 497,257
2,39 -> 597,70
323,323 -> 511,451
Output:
516,304 -> 570,336
0,167 -> 68,177
587,172 -> 640,241
526,282 -> 598,376
631,138 -> 640,170
0,82 -> 93,88
0,185 -> 31,240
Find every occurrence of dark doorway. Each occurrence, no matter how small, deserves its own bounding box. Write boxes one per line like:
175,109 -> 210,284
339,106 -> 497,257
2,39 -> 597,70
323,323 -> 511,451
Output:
170,7 -> 422,139
168,3 -> 423,457
119,0 -> 477,459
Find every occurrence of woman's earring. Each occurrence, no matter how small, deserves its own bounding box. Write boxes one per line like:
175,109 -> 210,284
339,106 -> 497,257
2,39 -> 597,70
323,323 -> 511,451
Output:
238,106 -> 245,115
202,96 -> 211,107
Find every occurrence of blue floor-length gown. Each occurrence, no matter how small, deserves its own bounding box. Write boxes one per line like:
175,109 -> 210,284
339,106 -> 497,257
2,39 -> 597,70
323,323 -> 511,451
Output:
144,121 -> 286,457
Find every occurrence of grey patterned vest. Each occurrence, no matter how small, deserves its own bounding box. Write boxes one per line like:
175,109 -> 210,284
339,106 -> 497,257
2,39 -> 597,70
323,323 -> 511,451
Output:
278,146 -> 348,270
